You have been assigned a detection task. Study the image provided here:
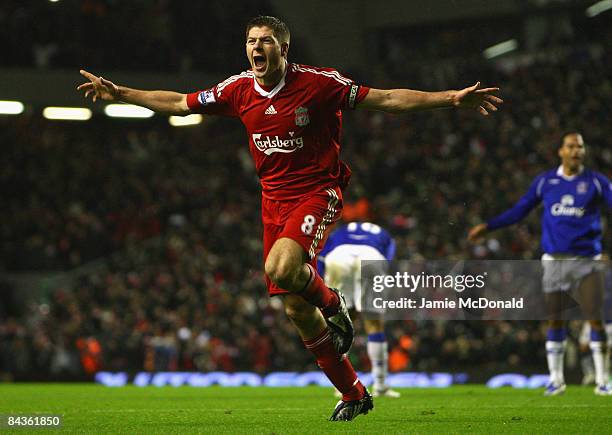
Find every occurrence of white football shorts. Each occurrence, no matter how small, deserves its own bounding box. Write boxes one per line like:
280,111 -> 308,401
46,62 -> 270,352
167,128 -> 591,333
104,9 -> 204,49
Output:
324,244 -> 387,312
541,253 -> 603,294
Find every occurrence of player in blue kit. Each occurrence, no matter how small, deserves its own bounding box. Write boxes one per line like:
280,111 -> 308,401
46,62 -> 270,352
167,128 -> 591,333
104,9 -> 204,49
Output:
318,221 -> 400,397
468,132 -> 612,395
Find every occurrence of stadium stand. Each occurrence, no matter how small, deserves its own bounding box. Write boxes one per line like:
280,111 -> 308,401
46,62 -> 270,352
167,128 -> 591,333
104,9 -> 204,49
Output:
1,3 -> 610,380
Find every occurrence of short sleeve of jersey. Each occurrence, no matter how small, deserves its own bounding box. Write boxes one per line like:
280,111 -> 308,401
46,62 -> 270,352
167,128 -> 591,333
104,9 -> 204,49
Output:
186,75 -> 243,117
316,68 -> 370,111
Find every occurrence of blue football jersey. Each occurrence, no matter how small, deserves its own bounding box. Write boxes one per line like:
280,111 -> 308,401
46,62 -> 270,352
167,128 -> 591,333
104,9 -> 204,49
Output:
487,166 -> 612,256
317,222 -> 396,275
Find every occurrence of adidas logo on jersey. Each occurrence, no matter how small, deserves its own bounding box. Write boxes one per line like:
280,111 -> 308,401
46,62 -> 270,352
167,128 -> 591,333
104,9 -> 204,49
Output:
265,105 -> 277,115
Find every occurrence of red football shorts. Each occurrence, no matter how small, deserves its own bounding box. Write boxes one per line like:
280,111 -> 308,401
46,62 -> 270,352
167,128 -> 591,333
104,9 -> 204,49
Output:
262,186 -> 343,296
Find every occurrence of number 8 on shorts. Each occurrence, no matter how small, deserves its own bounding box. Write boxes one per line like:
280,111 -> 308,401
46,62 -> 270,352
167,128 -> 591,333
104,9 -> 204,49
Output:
301,214 -> 316,235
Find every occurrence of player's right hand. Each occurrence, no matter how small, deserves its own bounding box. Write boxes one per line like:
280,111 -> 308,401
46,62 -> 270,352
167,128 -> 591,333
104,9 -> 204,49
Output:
77,69 -> 120,102
467,223 -> 488,243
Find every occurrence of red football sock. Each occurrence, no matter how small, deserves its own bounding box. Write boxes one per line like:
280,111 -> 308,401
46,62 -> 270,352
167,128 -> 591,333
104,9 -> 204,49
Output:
299,264 -> 340,317
303,328 -> 365,401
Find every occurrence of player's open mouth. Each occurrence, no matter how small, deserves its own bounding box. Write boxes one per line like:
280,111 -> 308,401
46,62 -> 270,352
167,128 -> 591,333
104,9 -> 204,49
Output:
253,54 -> 266,71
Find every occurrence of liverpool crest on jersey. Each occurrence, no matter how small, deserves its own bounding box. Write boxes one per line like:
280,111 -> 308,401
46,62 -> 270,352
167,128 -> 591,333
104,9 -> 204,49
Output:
294,106 -> 309,127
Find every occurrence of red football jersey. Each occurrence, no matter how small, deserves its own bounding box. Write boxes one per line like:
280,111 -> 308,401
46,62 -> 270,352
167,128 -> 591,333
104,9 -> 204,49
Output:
186,63 -> 370,200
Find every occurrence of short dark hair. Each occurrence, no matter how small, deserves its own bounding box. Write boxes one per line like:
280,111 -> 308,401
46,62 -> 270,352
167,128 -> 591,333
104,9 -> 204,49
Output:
560,130 -> 582,145
246,16 -> 290,44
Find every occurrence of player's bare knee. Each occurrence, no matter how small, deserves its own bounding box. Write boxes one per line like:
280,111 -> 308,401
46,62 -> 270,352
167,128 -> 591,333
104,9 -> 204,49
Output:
265,257 -> 300,290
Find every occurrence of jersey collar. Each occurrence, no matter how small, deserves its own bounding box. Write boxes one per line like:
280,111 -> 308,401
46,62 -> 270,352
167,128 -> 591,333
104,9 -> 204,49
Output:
556,165 -> 584,181
253,60 -> 288,99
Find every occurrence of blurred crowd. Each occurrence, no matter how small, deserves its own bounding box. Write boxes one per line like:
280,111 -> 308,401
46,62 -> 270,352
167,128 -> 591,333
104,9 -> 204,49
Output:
2,9 -> 612,379
1,0 -> 299,74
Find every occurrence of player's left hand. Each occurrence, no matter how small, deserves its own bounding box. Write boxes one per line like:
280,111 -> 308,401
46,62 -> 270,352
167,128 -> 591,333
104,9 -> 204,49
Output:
452,82 -> 503,116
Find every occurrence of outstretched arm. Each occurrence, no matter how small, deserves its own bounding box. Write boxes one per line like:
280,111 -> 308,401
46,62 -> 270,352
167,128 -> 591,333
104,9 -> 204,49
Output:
468,177 -> 543,243
467,196 -> 536,243
357,82 -> 502,116
76,70 -> 190,116
467,196 -> 537,243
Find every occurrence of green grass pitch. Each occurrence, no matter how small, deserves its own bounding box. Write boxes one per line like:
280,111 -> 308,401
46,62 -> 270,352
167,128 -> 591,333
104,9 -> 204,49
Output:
0,385 -> 610,434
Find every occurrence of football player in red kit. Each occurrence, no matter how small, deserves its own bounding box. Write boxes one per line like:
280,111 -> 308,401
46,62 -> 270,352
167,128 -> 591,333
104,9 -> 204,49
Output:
77,16 -> 502,421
